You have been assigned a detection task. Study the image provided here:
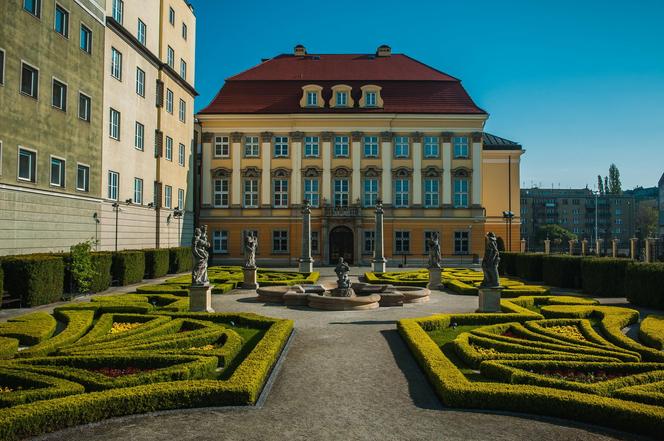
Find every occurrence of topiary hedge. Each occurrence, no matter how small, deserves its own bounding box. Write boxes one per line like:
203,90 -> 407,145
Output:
169,247 -> 192,274
542,255 -> 582,289
90,252 -> 113,293
111,251 -> 145,286
498,252 -> 518,276
1,256 -> 64,307
514,253 -> 544,281
580,258 -> 630,298
625,263 -> 664,309
639,315 -> 664,350
144,249 -> 170,279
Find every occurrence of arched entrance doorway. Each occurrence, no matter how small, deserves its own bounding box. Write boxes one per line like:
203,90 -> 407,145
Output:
329,226 -> 354,264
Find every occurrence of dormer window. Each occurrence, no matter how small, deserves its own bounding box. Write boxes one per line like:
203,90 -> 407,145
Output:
300,84 -> 323,108
366,92 -> 376,107
336,91 -> 347,107
330,85 -> 354,108
360,85 -> 383,108
306,91 -> 318,106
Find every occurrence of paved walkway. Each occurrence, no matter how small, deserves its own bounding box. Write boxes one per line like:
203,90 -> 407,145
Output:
34,270 -> 651,441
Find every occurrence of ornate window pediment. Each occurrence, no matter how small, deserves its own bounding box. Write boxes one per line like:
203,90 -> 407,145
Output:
272,168 -> 292,178
300,85 -> 323,108
452,167 -> 472,177
241,166 -> 261,178
302,166 -> 322,177
423,166 -> 443,177
359,84 -> 383,108
332,166 -> 352,178
329,84 -> 354,108
362,166 -> 382,178
211,167 -> 232,178
392,167 -> 413,178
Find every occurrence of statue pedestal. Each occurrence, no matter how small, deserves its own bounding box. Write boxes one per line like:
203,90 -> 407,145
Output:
372,257 -> 386,273
427,266 -> 442,290
189,284 -> 214,313
478,287 -> 502,313
298,258 -> 313,273
242,267 -> 259,289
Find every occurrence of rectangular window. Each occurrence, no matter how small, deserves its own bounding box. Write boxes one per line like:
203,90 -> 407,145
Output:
213,231 -> 229,253
453,136 -> 469,158
169,7 -> 175,25
273,179 -> 289,207
306,91 -> 317,106
76,164 -> 89,191
80,24 -> 92,53
18,148 -> 36,182
23,0 -> 41,17
109,108 -> 120,139
107,171 -> 119,200
272,230 -> 289,253
244,136 -> 259,157
178,98 -> 186,122
274,136 -> 288,157
394,179 -> 409,207
135,67 -> 145,97
112,0 -> 123,23
333,178 -> 349,207
51,78 -> 67,110
214,178 -> 229,207
363,136 -> 378,158
178,188 -> 184,209
395,231 -> 410,254
304,136 -> 319,157
134,122 -> 144,150
182,23 -> 188,40
244,179 -> 258,207
167,46 -> 174,68
311,231 -> 319,254
454,231 -> 469,254
166,89 -> 173,113
164,185 -> 172,209
364,231 -> 375,254
453,178 -> 469,208
165,136 -> 173,160
363,178 -> 378,207
304,178 -> 319,207
335,91 -> 347,106
133,177 -> 143,204
50,157 -> 64,187
54,4 -> 69,37
178,143 -> 185,166
334,135 -> 349,157
21,62 -> 39,98
215,136 -> 230,157
394,136 -> 409,158
365,91 -> 376,107
78,93 -> 91,121
180,59 -> 187,80
424,178 -> 439,208
137,19 -> 146,45
111,47 -> 122,80
0,50 -> 4,84
424,136 -> 439,158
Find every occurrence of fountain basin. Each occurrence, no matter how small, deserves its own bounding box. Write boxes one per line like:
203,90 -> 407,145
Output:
307,293 -> 381,311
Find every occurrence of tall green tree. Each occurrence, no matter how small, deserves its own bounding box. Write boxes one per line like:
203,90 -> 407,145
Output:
604,176 -> 609,195
608,163 -> 622,194
534,224 -> 577,245
597,175 -> 604,194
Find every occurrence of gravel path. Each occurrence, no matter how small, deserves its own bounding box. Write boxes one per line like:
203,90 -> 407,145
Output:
34,270 -> 652,441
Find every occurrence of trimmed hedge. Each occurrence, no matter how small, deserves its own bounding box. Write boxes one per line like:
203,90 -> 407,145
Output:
169,247 -> 192,274
0,263 -> 4,297
498,252 -> 518,276
542,255 -> 582,289
625,262 -> 664,309
638,315 -> 664,350
111,251 -> 145,286
515,253 -> 544,281
143,249 -> 170,279
2,256 -> 64,307
580,258 -> 630,298
0,313 -> 57,346
90,252 -> 113,293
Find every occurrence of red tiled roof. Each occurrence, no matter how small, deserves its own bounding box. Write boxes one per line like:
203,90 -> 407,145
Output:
199,53 -> 486,115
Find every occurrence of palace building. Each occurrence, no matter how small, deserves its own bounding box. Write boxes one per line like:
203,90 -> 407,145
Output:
196,45 -> 523,266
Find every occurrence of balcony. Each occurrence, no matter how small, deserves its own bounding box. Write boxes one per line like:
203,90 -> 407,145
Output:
324,206 -> 360,218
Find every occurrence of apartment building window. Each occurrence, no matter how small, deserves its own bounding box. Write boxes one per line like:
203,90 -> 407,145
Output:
165,136 -> 173,161
304,136 -> 319,157
365,91 -> 376,107
395,231 -> 410,254
136,67 -> 145,97
394,179 -> 409,207
616,218 -> 623,225
363,178 -> 378,207
274,136 -> 288,157
215,136 -> 229,157
163,185 -> 172,209
394,136 -> 409,158
0,50 -> 4,85
333,178 -> 349,207
214,178 -> 229,207
20,62 -> 39,98
18,148 -> 36,182
50,157 -> 65,187
78,93 -> 91,121
51,78 -> 67,110
167,46 -> 175,69
133,178 -> 143,204
182,23 -> 188,40
306,91 -> 317,106
107,171 -> 119,200
244,179 -> 258,207
80,24 -> 92,53
76,164 -> 89,191
23,0 -> 41,17
137,19 -> 146,45
244,136 -> 259,157
109,108 -> 120,139
311,231 -> 319,254
178,188 -> 184,209
111,48 -> 122,80
424,178 -> 439,208
453,136 -> 469,158
180,59 -> 187,80
213,231 -> 228,253
424,136 -> 439,158
112,0 -> 123,23
273,179 -> 289,207
54,4 -> 69,37
363,136 -> 378,158
178,99 -> 186,122
304,178 -> 319,207
453,178 -> 469,208
454,231 -> 469,254
334,136 -> 349,157
165,88 -> 173,113
335,91 -> 347,106
178,143 -> 185,166
272,230 -> 289,253
364,231 -> 375,254
169,7 -> 175,25
134,122 -> 144,150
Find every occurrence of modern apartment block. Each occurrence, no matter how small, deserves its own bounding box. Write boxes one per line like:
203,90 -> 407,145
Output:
197,45 -> 523,266
0,0 -> 106,255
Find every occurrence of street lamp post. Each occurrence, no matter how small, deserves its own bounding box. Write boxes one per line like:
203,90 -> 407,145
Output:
502,211 -> 515,251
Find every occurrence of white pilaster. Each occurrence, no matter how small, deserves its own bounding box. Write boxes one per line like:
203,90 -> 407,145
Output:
231,142 -> 241,205
322,140 -> 331,202
292,141 -> 302,205
261,142 -> 270,206
472,139 -> 482,205
412,141 -> 422,205
442,140 -> 452,205
351,139 -> 361,202
381,140 -> 392,204
202,140 -> 212,205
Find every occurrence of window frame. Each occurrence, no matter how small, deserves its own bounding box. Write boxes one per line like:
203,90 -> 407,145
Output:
335,91 -> 348,107
273,136 -> 289,158
49,155 -> 65,188
111,0 -> 123,24
107,170 -> 119,200
244,136 -> 259,157
272,230 -> 289,254
273,178 -> 289,208
78,91 -> 91,122
423,178 -> 440,208
177,188 -> 184,210
333,135 -> 349,158
178,143 -> 185,166
76,163 -> 89,192
394,136 -> 409,158
167,46 -> 175,69
164,185 -> 172,209
363,136 -> 379,158
453,136 -> 469,158
214,136 -> 230,158
213,230 -> 229,253
168,7 -> 175,25
79,23 -> 92,54
17,147 -> 37,183
109,108 -> 121,140
133,177 -> 143,205
23,0 -> 42,18
363,231 -> 375,254
182,23 -> 188,40
165,88 -> 174,113
394,231 -> 411,254
110,47 -> 122,81
363,177 -> 378,208
53,3 -> 70,38
423,136 -> 440,158
213,178 -> 229,208
0,48 -> 4,85
243,178 -> 259,208
180,59 -> 187,80
303,177 -> 319,208
304,136 -> 319,158
135,67 -> 145,97
454,231 -> 470,254
178,98 -> 186,122
453,177 -> 469,208
165,136 -> 173,161
51,77 -> 67,111
134,121 -> 145,151
394,178 -> 410,208
333,178 -> 349,207
137,19 -> 147,45
20,61 -> 39,99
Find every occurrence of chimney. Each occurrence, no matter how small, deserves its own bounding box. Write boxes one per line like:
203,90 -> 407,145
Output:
376,44 -> 391,57
294,44 -> 307,56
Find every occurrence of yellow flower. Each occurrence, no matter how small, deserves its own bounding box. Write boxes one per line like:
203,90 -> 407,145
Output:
109,322 -> 142,334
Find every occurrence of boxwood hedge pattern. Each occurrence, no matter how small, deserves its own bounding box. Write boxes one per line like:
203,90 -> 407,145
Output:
0,294 -> 293,440
398,295 -> 664,438
365,268 -> 549,296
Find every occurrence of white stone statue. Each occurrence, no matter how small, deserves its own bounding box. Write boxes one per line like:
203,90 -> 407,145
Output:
245,234 -> 257,269
428,232 -> 442,268
192,226 -> 210,286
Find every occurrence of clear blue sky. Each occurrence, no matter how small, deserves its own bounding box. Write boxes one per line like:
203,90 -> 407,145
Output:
189,0 -> 664,190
